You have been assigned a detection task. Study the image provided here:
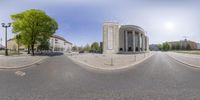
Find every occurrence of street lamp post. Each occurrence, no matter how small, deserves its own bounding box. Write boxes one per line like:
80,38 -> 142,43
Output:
1,23 -> 11,56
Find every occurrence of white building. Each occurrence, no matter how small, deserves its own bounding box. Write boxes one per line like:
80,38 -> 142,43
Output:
103,22 -> 149,54
49,35 -> 72,52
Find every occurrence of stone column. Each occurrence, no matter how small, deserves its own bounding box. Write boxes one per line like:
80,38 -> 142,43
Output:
146,36 -> 148,51
125,31 -> 128,52
138,33 -> 141,52
141,34 -> 143,51
142,35 -> 145,51
147,37 -> 149,51
132,31 -> 135,52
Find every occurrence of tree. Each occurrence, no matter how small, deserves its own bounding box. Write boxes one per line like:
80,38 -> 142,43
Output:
91,42 -> 100,52
162,42 -> 170,51
186,44 -> 191,50
72,46 -> 78,52
171,44 -> 176,50
15,34 -> 21,55
176,43 -> 180,50
84,44 -> 91,52
11,9 -> 58,56
158,44 -> 163,51
37,40 -> 50,52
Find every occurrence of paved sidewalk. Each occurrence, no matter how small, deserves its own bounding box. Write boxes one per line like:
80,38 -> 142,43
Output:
67,52 -> 153,70
167,52 -> 200,68
0,55 -> 48,69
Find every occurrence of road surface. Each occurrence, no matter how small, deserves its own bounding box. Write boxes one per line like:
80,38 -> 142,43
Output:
0,52 -> 200,100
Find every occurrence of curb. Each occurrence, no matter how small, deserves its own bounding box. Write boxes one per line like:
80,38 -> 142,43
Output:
0,57 -> 49,70
166,53 -> 200,69
67,53 -> 154,71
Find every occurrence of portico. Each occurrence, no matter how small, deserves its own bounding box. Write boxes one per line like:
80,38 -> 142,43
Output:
103,22 -> 149,54
118,25 -> 149,53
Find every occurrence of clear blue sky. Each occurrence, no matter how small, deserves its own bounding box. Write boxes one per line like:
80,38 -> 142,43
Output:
0,0 -> 200,46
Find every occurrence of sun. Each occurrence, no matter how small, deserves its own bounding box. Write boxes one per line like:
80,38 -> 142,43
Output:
164,22 -> 175,31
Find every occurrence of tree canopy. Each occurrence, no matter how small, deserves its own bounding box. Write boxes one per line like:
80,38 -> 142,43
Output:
11,9 -> 58,55
91,42 -> 100,52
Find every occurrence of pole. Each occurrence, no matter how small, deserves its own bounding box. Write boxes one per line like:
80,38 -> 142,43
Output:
0,38 -> 2,49
5,27 -> 8,56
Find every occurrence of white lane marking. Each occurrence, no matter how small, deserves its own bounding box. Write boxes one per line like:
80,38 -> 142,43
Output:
15,71 -> 26,76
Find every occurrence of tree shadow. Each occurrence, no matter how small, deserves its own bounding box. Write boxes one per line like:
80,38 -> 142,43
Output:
34,52 -> 64,57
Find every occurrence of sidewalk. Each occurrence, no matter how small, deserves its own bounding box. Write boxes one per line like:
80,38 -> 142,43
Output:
167,52 -> 200,68
0,55 -> 48,69
67,52 -> 153,70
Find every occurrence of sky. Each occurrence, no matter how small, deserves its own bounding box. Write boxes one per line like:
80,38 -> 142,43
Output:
0,0 -> 200,46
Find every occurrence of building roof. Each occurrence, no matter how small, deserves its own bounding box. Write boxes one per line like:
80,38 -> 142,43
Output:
51,34 -> 72,44
120,25 -> 145,33
7,38 -> 15,42
7,34 -> 72,45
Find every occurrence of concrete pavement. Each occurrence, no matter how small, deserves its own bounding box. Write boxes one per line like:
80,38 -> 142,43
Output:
68,52 -> 153,70
167,52 -> 200,68
0,55 -> 48,69
0,52 -> 200,100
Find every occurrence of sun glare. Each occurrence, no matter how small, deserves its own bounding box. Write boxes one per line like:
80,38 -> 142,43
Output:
164,22 -> 175,31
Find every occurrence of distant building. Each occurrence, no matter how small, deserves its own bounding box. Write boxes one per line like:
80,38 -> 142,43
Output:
168,39 -> 198,50
7,38 -> 25,50
197,43 -> 200,50
7,34 -> 72,52
149,44 -> 160,51
49,35 -> 72,52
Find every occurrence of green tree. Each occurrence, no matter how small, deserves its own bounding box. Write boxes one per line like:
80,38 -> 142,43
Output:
37,40 -> 50,52
11,9 -> 58,56
72,46 -> 78,52
84,44 -> 91,52
91,42 -> 100,52
158,44 -> 163,51
37,33 -> 51,52
162,42 -> 170,51
171,44 -> 176,50
186,44 -> 191,50
176,43 -> 180,50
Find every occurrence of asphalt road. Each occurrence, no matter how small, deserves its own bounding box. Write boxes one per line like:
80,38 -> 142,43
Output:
0,52 -> 200,100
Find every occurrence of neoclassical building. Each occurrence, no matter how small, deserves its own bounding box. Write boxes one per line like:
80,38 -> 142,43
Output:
103,22 -> 149,54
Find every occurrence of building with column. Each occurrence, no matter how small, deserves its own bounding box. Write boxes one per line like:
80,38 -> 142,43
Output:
103,22 -> 149,54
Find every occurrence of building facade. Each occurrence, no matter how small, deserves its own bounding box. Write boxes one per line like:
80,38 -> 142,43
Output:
168,39 -> 198,50
49,35 -> 72,52
7,34 -> 72,52
103,22 -> 149,54
7,38 -> 25,50
197,43 -> 200,50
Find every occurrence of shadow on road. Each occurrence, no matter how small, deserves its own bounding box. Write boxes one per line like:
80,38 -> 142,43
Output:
34,52 -> 64,57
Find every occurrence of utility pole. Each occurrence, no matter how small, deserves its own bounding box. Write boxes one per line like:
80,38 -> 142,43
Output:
183,36 -> 189,40
1,23 -> 11,56
0,38 -> 2,48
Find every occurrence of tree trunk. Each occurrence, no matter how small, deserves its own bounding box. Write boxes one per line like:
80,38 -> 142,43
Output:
31,44 -> 35,56
17,43 -> 20,55
28,45 -> 30,54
